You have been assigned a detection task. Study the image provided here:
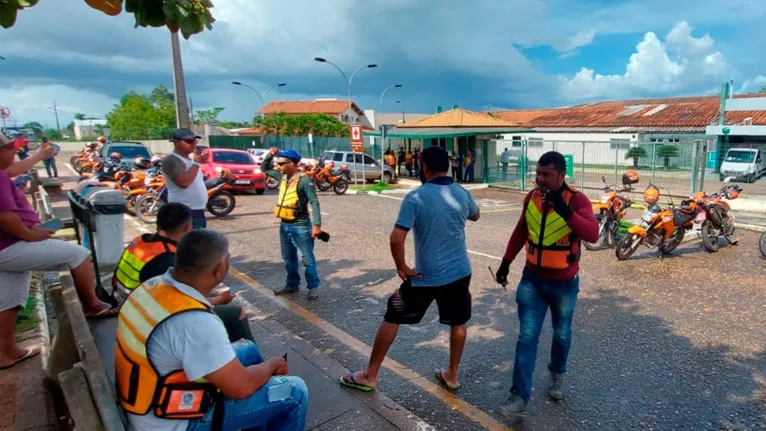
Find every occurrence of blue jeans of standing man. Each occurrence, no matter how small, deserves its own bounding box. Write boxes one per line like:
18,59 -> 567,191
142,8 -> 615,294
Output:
191,209 -> 207,229
187,341 -> 309,431
43,158 -> 58,178
464,165 -> 474,182
511,268 -> 579,403
280,221 -> 319,289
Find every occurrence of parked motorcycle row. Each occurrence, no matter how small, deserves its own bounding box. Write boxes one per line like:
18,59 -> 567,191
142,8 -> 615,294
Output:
70,145 -> 237,224
583,171 -> 755,259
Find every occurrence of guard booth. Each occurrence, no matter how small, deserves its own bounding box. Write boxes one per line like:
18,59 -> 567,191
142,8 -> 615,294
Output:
366,108 -> 529,183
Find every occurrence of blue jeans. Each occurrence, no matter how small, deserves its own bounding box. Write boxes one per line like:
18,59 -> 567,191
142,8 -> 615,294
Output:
43,158 -> 58,177
187,341 -> 309,431
511,268 -> 579,402
464,165 -> 474,182
279,222 -> 319,289
191,209 -> 207,229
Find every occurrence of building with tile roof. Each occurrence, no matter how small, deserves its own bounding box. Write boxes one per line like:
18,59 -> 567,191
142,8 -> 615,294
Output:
258,99 -> 374,129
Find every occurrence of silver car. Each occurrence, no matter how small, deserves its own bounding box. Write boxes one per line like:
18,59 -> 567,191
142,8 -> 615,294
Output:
319,150 -> 394,183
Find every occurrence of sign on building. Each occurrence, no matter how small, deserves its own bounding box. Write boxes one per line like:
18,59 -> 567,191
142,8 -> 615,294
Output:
350,125 -> 363,153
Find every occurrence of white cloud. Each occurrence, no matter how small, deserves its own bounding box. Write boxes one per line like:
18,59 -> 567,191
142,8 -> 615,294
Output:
558,29 -> 597,52
739,75 -> 766,93
0,84 -> 118,127
560,21 -> 728,100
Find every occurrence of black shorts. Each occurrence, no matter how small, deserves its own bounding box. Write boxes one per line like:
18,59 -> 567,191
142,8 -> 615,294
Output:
384,275 -> 472,326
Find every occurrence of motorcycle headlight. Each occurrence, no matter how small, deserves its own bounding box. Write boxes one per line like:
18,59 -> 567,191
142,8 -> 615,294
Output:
600,197 -> 610,204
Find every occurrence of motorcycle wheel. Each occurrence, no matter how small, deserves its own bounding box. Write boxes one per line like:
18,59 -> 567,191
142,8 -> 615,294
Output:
70,156 -> 79,166
317,179 -> 331,192
759,231 -> 766,258
207,190 -> 236,217
700,220 -> 721,253
333,179 -> 348,195
660,228 -> 685,254
615,233 -> 641,260
583,214 -> 608,251
135,194 -> 164,224
266,177 -> 279,189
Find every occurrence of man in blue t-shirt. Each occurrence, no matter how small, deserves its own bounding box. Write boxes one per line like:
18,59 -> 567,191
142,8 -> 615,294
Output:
340,146 -> 480,393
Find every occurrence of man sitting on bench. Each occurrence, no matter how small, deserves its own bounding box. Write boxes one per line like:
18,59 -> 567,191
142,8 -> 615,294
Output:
116,229 -> 308,430
113,202 -> 254,343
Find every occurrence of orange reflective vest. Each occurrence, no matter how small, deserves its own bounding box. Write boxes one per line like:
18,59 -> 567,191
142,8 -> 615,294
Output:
112,234 -> 176,302
115,277 -> 218,419
525,187 -> 580,270
274,174 -> 303,221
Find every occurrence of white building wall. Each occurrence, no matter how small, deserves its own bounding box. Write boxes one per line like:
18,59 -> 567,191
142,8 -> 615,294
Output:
498,132 -> 639,167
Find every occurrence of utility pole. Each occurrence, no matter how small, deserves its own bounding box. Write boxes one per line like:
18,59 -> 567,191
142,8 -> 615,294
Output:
51,100 -> 61,133
170,31 -> 191,128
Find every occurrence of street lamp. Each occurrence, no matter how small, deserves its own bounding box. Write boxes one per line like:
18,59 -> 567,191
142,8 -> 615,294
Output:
379,84 -> 402,106
313,57 -> 377,119
231,81 -> 287,112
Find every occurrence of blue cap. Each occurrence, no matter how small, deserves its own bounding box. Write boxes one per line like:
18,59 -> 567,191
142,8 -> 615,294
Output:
276,149 -> 302,163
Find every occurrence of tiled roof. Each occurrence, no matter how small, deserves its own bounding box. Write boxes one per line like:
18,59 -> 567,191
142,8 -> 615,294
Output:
398,108 -> 519,128
495,93 -> 766,130
259,100 -> 364,116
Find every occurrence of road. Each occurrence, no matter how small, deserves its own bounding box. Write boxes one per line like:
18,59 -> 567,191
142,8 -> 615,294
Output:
197,186 -> 766,430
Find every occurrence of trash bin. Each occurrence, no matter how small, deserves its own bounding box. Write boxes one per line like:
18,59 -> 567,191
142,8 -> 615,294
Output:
81,187 -> 127,265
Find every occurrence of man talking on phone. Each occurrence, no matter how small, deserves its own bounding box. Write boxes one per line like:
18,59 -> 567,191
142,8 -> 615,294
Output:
493,151 -> 598,420
162,128 -> 209,229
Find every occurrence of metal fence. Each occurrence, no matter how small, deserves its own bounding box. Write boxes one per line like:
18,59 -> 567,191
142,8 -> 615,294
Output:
489,138 -> 715,200
209,135 -> 375,158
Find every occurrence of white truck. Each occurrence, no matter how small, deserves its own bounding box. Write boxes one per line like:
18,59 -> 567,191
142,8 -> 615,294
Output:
719,147 -> 765,183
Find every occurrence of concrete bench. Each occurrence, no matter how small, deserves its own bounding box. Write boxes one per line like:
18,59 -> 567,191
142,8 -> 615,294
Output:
46,265 -> 127,431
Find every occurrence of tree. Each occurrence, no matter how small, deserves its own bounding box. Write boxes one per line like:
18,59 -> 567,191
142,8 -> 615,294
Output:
22,121 -> 44,130
216,121 -> 252,129
760,85 -> 766,93
73,113 -> 87,120
195,107 -> 225,125
105,86 -> 177,140
625,146 -> 648,168
252,113 -> 350,137
43,128 -> 62,140
656,145 -> 679,169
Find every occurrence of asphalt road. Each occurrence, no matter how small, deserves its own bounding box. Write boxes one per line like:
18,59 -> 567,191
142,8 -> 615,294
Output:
208,186 -> 765,430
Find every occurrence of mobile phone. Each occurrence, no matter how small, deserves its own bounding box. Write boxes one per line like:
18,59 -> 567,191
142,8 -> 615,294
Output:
40,218 -> 63,231
317,231 -> 330,242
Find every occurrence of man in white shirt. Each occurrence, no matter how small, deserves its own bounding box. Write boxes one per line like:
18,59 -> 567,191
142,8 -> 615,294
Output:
119,229 -> 308,431
161,129 -> 209,229
500,147 -> 511,179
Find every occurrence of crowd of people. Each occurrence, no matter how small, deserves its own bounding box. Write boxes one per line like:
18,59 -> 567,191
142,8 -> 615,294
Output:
0,125 -> 598,427
383,147 -> 476,182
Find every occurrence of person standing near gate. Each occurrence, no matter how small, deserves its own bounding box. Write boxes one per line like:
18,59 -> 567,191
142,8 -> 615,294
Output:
261,147 -> 323,300
500,147 -> 511,179
161,128 -> 209,229
493,151 -> 598,420
463,150 -> 475,182
41,137 -> 60,178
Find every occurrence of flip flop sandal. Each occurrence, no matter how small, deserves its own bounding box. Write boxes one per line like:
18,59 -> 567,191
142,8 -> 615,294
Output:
0,347 -> 41,371
339,373 -> 375,392
435,369 -> 461,391
85,306 -> 119,320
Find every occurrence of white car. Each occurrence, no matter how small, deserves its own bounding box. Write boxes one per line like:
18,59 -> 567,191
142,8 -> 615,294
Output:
246,148 -> 269,166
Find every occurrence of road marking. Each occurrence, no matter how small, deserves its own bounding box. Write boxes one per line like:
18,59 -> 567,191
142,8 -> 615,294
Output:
468,250 -> 503,260
481,207 -> 520,214
227,267 -> 510,431
321,212 -> 330,216
373,194 -> 404,201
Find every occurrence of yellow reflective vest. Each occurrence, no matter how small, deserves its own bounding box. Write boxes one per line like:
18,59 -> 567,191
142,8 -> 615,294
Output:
274,174 -> 303,221
525,187 -> 579,270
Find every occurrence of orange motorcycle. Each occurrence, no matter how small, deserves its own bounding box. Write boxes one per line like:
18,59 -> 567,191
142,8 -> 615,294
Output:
615,190 -> 698,260
584,176 -> 634,250
695,185 -> 742,252
70,143 -> 100,172
312,160 -> 350,195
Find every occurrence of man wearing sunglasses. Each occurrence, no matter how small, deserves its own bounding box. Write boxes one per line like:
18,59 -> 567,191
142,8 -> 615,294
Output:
261,147 -> 322,300
162,128 -> 210,229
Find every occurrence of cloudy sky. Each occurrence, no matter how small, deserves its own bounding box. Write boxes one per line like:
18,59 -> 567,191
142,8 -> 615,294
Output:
1,0 -> 766,127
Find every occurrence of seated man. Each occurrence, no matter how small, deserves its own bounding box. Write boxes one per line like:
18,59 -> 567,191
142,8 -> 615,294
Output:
117,229 -> 308,431
0,134 -> 116,371
113,202 -> 254,343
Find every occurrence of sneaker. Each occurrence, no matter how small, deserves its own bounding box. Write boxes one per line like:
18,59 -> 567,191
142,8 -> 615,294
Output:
307,289 -> 319,300
494,394 -> 527,420
548,371 -> 565,401
274,286 -> 299,296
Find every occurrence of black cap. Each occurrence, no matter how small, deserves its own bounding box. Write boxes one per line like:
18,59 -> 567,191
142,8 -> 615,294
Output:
170,128 -> 202,141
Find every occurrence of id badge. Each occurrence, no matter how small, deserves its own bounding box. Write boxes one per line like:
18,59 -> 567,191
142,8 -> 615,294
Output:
166,389 -> 205,414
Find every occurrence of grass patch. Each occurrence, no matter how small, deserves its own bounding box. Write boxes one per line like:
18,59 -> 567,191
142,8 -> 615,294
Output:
16,294 -> 39,333
351,182 -> 394,193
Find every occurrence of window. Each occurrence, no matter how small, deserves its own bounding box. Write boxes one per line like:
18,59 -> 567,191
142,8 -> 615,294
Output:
332,152 -> 344,162
346,154 -> 354,163
668,138 -> 680,143
364,155 -> 376,165
106,145 -> 152,159
528,138 -> 543,147
610,139 -> 631,150
212,151 -> 253,165
511,136 -> 522,147
354,154 -> 364,164
649,138 -> 663,143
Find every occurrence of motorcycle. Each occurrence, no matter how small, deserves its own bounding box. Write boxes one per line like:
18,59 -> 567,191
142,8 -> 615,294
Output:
312,160 -> 349,195
615,192 -> 698,260
695,185 -> 742,253
583,176 -> 634,250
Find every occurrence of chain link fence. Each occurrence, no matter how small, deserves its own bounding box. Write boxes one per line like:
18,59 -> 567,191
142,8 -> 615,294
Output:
489,137 -> 717,199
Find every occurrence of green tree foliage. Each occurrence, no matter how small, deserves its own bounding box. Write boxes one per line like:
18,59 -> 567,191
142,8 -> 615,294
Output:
73,113 -> 87,120
625,146 -> 648,168
106,86 -> 177,140
656,145 -> 679,169
216,121 -> 252,129
195,107 -> 225,125
43,128 -> 62,140
253,113 -> 350,137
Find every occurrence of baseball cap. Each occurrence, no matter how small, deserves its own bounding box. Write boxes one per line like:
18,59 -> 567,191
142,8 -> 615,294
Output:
276,148 -> 302,163
169,128 -> 202,141
0,132 -> 27,150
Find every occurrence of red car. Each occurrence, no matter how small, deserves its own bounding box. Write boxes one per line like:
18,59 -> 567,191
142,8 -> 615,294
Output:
202,148 -> 266,194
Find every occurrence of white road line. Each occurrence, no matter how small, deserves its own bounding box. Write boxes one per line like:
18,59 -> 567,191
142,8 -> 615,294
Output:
321,212 -> 330,216
467,249 -> 503,260
372,194 -> 404,201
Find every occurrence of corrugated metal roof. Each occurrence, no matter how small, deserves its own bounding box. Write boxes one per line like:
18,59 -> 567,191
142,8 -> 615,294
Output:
366,126 -> 530,138
398,108 -> 519,128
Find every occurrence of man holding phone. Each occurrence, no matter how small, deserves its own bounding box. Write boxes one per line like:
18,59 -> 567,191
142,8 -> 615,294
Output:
161,128 -> 209,229
41,137 -> 59,178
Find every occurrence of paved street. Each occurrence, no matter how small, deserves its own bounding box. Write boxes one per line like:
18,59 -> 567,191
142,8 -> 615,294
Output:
195,185 -> 766,430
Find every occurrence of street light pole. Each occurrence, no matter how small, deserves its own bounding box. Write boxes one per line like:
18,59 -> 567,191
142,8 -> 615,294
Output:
314,57 -> 377,186
378,84 -> 402,172
231,81 -> 287,115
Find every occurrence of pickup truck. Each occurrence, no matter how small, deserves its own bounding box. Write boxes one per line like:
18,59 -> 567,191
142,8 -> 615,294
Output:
719,148 -> 765,183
